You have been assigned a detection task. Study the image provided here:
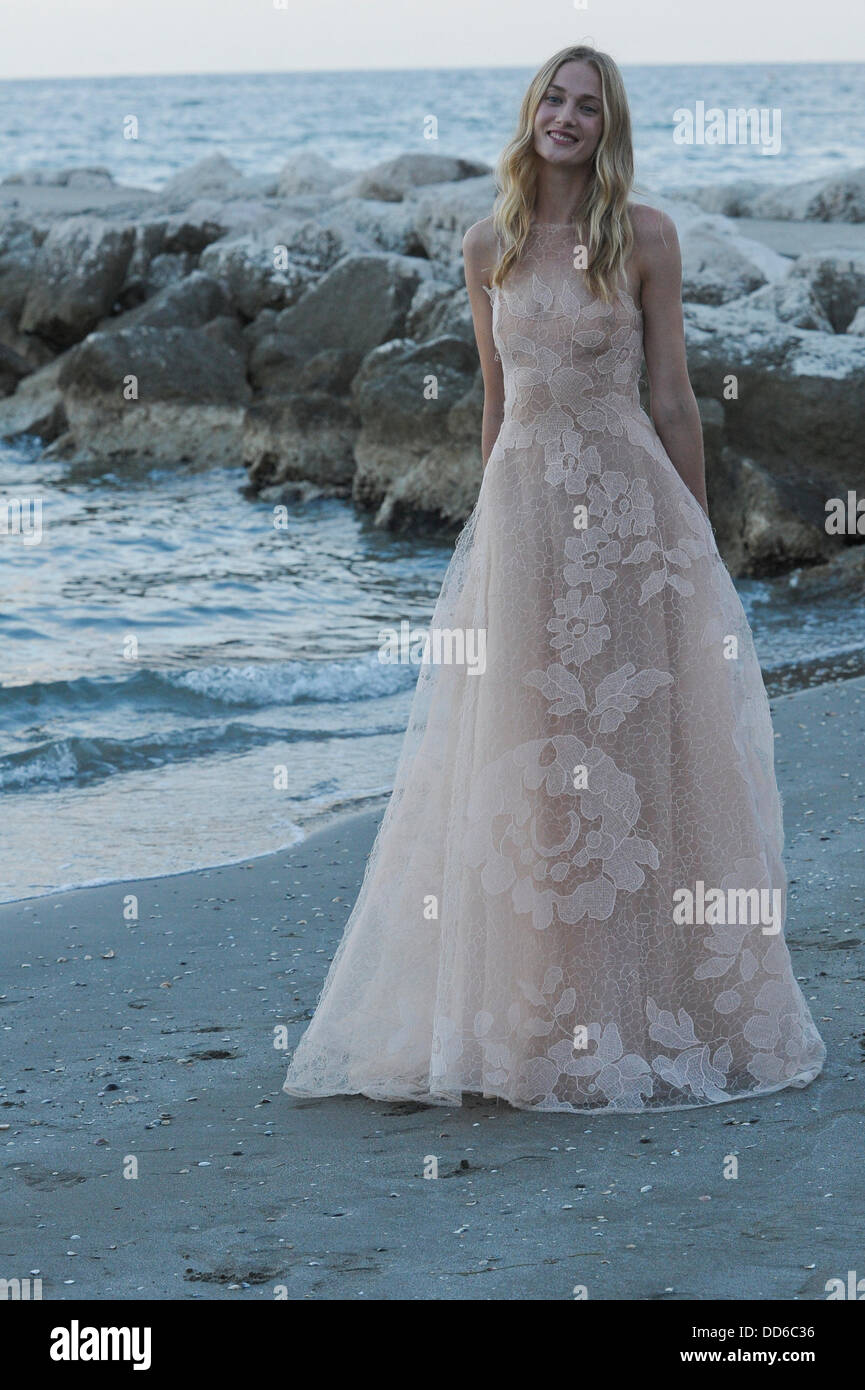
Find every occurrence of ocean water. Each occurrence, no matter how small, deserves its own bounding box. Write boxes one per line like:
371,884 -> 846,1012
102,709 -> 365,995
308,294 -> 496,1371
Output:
0,62 -> 862,192
1,63 -> 864,901
3,436 -> 863,904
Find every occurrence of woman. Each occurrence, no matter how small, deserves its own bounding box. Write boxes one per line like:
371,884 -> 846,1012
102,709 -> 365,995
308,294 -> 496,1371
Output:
284,45 -> 825,1113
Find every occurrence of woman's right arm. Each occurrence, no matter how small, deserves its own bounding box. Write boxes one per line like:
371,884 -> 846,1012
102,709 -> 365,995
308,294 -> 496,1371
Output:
462,219 -> 505,468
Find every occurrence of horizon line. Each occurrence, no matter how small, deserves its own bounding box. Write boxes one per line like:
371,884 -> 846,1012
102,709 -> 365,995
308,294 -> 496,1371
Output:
1,56 -> 863,83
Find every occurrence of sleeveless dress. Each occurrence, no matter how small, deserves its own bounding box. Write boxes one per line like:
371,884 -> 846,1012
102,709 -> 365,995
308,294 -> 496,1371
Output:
283,219 -> 826,1113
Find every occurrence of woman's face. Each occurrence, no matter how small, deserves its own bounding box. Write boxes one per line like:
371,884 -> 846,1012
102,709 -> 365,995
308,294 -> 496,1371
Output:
532,60 -> 604,167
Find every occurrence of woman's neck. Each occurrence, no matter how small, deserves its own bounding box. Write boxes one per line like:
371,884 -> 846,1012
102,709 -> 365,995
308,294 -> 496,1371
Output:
532,167 -> 592,228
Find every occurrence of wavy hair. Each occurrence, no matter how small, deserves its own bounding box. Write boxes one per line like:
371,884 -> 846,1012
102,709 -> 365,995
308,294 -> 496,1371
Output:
490,45 -> 635,304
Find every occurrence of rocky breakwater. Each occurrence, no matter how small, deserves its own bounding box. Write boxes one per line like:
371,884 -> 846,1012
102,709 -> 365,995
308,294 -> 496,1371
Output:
0,153 -> 863,578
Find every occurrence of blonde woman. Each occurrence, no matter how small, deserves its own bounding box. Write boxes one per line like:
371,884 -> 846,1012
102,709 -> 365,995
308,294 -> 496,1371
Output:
284,46 -> 825,1113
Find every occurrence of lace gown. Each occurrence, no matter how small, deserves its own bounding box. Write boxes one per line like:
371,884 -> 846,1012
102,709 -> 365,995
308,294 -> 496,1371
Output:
283,220 -> 826,1113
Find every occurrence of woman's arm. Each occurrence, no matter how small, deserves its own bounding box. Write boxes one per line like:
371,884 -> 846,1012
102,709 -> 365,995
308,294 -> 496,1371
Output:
462,219 -> 505,467
634,205 -> 710,518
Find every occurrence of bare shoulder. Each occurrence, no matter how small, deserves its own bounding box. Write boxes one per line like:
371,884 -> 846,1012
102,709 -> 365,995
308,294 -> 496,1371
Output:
462,215 -> 498,265
629,202 -> 679,259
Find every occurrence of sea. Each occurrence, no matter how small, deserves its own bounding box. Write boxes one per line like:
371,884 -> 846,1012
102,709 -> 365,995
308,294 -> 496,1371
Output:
1,62 -> 864,901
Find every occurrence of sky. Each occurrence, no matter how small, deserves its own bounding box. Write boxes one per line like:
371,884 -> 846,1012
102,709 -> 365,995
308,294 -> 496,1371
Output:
1,0 -> 864,79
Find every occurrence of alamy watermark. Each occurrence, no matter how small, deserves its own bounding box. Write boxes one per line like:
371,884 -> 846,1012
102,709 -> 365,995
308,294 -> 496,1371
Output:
673,102 -> 782,155
378,621 -> 486,675
1,495 -> 42,544
673,880 -> 781,934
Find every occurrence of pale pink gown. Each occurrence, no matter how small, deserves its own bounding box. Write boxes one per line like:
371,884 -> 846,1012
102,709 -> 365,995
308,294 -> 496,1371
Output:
283,220 -> 826,1112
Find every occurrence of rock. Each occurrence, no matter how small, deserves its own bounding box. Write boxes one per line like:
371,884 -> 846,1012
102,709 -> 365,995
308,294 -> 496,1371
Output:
160,211 -> 226,256
275,153 -> 353,198
754,166 -> 865,222
708,449 -> 833,575
846,305 -> 865,335
0,340 -> 32,397
679,219 -> 789,305
685,300 -> 865,569
0,218 -> 42,319
101,271 -> 233,333
666,165 -> 865,223
265,252 -> 432,370
155,153 -> 254,209
786,252 -> 865,332
56,324 -> 251,463
140,252 -> 191,296
273,218 -> 365,274
733,277 -> 833,332
242,394 -> 357,492
120,221 -> 169,300
406,280 -> 475,345
785,542 -> 865,598
0,308 -> 55,369
351,335 -> 482,527
1,165 -> 116,188
310,199 -> 426,258
0,356 -> 68,441
410,174 -> 498,263
20,216 -> 135,347
199,232 -> 311,319
661,180 -> 764,218
343,153 -> 490,203
200,314 -> 248,358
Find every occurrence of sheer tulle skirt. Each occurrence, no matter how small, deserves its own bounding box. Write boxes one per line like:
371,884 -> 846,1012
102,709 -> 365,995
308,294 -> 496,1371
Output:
284,419 -> 826,1112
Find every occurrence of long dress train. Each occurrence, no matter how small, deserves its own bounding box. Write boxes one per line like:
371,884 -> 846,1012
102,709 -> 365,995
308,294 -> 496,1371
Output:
283,219 -> 826,1113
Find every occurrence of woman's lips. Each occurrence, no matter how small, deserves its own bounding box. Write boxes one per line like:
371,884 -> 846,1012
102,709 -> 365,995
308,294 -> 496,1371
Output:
547,129 -> 580,146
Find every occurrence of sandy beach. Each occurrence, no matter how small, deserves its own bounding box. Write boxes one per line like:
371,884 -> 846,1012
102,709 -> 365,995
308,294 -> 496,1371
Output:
1,673 -> 862,1301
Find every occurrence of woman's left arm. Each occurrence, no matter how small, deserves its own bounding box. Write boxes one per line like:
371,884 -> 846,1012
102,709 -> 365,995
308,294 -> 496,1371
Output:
635,206 -> 710,518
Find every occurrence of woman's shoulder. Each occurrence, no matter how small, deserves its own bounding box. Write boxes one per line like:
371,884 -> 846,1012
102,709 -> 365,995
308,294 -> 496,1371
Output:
628,200 -> 679,249
462,215 -> 499,261
627,201 -> 681,281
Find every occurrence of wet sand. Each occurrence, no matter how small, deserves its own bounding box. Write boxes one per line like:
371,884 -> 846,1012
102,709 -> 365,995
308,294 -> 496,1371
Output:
1,675 -> 863,1300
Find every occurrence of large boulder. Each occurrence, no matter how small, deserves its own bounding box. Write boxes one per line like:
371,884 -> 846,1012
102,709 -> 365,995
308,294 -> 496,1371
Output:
19,216 -> 135,346
309,198 -> 427,258
242,391 -> 357,493
0,355 -> 68,441
785,251 -> 865,332
271,218 -> 368,274
684,299 -> 865,568
342,153 -> 491,203
274,153 -> 353,198
160,209 -> 227,255
0,218 -> 42,319
410,174 -> 498,263
665,166 -> 865,223
753,166 -> 865,222
351,335 -> 482,527
0,307 -> 55,369
0,341 -> 31,397
260,252 -> 432,375
707,448 -> 833,575
199,231 -> 312,318
120,220 -> 170,301
734,276 -> 833,332
56,323 -> 251,463
99,270 -> 233,332
155,153 -> 255,209
679,218 -> 789,305
664,180 -> 763,219
406,280 -> 476,346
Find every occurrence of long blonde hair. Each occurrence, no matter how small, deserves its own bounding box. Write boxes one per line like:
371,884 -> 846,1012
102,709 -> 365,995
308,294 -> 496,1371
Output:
491,45 -> 635,304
